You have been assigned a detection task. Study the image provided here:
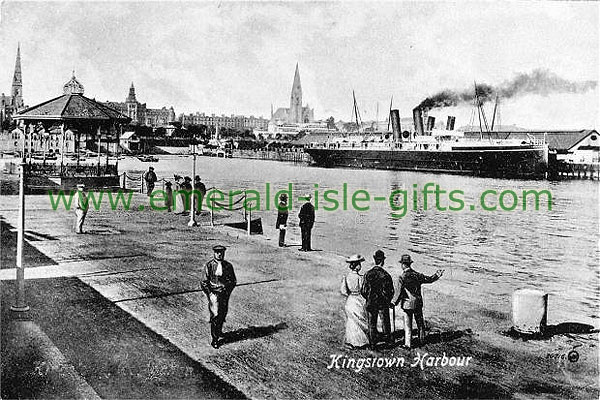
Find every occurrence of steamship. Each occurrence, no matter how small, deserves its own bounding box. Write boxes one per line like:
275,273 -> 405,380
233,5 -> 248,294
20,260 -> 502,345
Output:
304,95 -> 549,179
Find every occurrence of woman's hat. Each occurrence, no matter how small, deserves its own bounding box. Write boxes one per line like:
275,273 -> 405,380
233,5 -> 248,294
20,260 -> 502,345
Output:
346,254 -> 365,263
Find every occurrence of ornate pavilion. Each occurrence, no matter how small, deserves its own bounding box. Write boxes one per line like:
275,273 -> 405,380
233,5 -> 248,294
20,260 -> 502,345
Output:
14,74 -> 131,189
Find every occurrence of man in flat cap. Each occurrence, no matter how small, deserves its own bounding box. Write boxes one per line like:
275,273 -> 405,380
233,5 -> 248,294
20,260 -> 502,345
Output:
144,166 -> 157,196
298,193 -> 315,251
394,254 -> 444,348
200,245 -> 237,348
74,183 -> 88,234
361,250 -> 395,350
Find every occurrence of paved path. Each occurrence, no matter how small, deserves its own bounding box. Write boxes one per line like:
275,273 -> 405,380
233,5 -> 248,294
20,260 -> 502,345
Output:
1,194 -> 597,399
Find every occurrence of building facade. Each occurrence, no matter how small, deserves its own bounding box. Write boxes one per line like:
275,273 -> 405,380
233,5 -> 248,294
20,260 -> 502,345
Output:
180,112 -> 269,131
271,63 -> 314,125
1,45 -> 24,128
104,83 -> 175,127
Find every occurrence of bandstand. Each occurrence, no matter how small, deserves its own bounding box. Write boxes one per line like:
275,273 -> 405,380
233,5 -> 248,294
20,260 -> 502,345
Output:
13,73 -> 131,190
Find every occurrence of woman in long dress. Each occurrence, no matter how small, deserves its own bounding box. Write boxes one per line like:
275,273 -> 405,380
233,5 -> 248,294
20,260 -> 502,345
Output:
340,254 -> 370,349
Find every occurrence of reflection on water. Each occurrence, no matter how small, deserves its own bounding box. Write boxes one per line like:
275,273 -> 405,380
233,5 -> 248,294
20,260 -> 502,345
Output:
122,155 -> 599,326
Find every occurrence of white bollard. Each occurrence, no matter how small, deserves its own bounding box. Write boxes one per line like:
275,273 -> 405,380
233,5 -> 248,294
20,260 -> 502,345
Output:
512,289 -> 548,335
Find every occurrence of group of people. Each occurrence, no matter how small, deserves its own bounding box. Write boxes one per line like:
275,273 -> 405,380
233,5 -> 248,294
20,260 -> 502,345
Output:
72,177 -> 443,353
276,193 -> 315,251
341,250 -> 444,350
144,167 -> 207,214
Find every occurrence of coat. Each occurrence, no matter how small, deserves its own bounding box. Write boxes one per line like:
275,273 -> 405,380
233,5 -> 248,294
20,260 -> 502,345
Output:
298,202 -> 315,228
395,268 -> 440,310
276,201 -> 289,228
360,265 -> 394,311
145,171 -> 157,184
200,259 -> 237,295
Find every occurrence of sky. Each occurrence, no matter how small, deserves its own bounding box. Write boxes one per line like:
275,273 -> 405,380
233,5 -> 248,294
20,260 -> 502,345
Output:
0,1 -> 597,129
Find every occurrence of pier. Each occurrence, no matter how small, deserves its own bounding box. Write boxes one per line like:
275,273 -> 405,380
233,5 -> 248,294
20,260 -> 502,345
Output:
1,192 -> 597,399
232,148 -> 311,163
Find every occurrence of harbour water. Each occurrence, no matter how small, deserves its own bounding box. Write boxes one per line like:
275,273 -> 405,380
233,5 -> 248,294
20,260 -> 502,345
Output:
122,155 -> 599,327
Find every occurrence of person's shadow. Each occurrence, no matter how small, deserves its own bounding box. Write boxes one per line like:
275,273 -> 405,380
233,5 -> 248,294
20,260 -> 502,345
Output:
382,328 -> 472,349
504,322 -> 598,340
221,322 -> 288,345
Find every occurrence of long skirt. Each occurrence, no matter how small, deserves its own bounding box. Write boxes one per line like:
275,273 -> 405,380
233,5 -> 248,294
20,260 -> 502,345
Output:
344,294 -> 370,347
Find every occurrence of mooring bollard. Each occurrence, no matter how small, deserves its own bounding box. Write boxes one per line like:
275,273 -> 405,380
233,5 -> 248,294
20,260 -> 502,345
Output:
512,289 -> 548,335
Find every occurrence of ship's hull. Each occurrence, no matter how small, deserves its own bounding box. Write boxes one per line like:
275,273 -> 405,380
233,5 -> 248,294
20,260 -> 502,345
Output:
304,146 -> 548,179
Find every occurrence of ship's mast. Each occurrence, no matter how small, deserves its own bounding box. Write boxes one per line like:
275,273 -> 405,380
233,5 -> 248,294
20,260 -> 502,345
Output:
352,90 -> 362,134
491,94 -> 498,132
375,101 -> 379,133
491,95 -> 501,138
387,95 -> 393,133
474,81 -> 490,138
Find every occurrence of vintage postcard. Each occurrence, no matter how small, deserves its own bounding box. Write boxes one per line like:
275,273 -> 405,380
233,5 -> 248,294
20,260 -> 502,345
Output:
0,1 -> 598,399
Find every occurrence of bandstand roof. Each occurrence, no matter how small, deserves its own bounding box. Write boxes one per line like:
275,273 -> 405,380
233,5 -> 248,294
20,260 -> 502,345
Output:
14,93 -> 131,123
14,73 -> 131,124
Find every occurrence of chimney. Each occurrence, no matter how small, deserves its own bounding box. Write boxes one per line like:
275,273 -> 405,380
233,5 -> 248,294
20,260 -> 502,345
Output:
426,116 -> 436,133
390,109 -> 401,141
412,108 -> 424,136
446,116 -> 456,131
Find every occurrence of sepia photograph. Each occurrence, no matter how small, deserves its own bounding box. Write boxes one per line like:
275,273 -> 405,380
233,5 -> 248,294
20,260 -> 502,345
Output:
0,1 -> 598,398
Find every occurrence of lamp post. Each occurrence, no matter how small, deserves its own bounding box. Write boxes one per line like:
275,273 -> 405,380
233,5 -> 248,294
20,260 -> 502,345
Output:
188,138 -> 197,227
12,123 -> 30,313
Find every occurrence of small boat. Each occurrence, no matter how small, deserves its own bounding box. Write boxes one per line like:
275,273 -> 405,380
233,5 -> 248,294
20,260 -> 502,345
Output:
137,155 -> 159,162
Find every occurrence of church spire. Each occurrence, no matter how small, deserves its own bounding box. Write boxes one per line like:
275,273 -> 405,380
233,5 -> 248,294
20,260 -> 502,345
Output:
127,82 -> 137,103
289,62 -> 303,124
11,43 -> 23,109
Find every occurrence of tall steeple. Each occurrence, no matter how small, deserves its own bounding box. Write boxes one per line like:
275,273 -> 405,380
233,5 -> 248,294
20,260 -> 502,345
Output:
126,82 -> 137,103
11,44 -> 23,109
289,63 -> 303,124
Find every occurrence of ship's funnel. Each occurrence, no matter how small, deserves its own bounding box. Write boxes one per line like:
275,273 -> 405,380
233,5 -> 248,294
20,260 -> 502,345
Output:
412,108 -> 424,136
426,116 -> 436,132
390,109 -> 401,141
446,116 -> 456,130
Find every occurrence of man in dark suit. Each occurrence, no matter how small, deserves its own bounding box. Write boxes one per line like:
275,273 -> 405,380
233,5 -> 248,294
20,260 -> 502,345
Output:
298,194 -> 315,251
361,250 -> 395,350
200,245 -> 237,348
394,254 -> 444,348
276,194 -> 289,247
144,166 -> 157,196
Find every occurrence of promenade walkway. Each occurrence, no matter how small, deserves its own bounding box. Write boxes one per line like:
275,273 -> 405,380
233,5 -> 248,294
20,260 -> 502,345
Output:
1,193 -> 597,399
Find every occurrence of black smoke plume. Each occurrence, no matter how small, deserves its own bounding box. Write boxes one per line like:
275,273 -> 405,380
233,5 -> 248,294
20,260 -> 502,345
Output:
417,69 -> 597,110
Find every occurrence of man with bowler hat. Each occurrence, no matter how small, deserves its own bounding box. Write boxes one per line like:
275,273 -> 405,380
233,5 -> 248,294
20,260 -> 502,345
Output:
394,254 -> 444,348
200,245 -> 237,348
276,194 -> 289,247
361,250 -> 395,350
